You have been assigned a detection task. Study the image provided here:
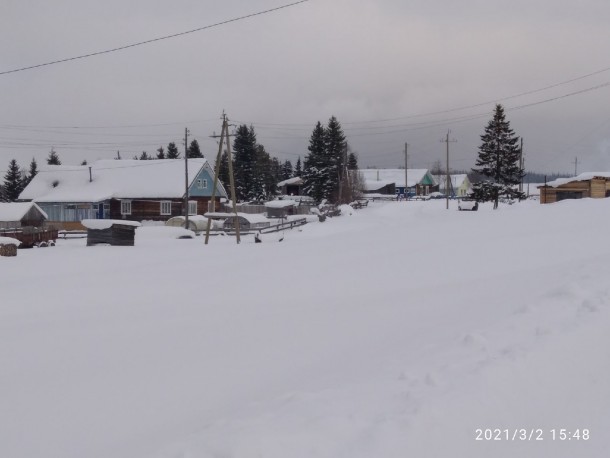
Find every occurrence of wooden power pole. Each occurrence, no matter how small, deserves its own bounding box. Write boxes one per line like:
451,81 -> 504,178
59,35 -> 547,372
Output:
404,142 -> 408,199
184,127 -> 190,230
204,113 -> 241,245
441,131 -> 457,209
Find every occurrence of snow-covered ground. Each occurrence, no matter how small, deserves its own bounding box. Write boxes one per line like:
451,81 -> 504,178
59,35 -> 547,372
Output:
2,199 -> 609,458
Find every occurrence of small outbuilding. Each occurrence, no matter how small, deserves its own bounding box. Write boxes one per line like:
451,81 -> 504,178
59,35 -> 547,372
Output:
0,202 -> 48,229
538,173 -> 610,204
265,200 -> 297,218
81,219 -> 141,246
277,177 -> 304,196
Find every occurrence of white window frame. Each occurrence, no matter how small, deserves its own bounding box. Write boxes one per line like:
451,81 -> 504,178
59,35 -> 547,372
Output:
188,200 -> 197,215
120,200 -> 132,215
160,200 -> 172,215
197,178 -> 208,189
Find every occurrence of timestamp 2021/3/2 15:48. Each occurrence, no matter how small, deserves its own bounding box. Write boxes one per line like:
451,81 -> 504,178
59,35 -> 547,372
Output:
475,428 -> 590,441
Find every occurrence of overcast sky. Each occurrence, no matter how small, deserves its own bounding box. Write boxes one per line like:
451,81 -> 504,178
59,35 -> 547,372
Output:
2,0 -> 610,176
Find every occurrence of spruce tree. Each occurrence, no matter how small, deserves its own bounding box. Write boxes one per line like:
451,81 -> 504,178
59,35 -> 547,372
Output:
23,158 -> 38,187
166,142 -> 180,159
187,139 -> 204,158
295,156 -> 302,177
47,149 -> 61,165
216,151 -> 230,192
139,151 -> 150,160
471,104 -> 525,209
251,145 -> 271,201
324,116 -> 346,201
2,159 -> 25,201
281,160 -> 293,180
81,159 -> 88,165
156,146 -> 166,159
347,151 -> 358,170
232,125 -> 258,201
303,121 -> 328,202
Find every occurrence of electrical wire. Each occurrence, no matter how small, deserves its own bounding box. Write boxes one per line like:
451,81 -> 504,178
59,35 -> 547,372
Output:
0,0 -> 311,76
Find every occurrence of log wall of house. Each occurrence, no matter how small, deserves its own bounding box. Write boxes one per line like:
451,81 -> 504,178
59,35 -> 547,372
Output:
108,197 -> 218,221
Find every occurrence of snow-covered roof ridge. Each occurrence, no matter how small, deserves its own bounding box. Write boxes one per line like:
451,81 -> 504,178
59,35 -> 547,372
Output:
544,172 -> 610,188
265,200 -> 297,208
364,180 -> 394,191
0,202 -> 48,221
19,159 -> 219,202
359,168 -> 435,187
81,219 -> 142,229
277,177 -> 304,187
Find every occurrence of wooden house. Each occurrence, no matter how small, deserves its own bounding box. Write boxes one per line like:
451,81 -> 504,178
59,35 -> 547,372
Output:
538,173 -> 610,204
19,159 -> 228,230
433,174 -> 472,197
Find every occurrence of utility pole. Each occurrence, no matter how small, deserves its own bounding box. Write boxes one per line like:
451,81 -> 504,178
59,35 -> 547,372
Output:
184,127 -> 190,230
204,113 -> 241,245
404,142 -> 408,200
441,131 -> 457,210
572,156 -> 578,176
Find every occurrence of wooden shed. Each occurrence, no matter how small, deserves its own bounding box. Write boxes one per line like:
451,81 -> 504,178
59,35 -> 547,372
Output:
81,219 -> 141,246
265,200 -> 297,218
0,202 -> 48,229
538,173 -> 610,204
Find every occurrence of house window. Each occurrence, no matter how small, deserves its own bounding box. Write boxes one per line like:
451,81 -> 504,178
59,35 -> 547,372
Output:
120,200 -> 132,215
197,179 -> 208,189
160,201 -> 172,215
188,200 -> 197,215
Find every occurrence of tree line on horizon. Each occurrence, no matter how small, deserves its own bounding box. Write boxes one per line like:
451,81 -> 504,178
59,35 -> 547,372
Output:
0,106 -> 571,205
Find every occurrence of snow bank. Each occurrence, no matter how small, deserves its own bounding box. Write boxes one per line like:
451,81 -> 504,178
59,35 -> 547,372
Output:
2,198 -> 610,457
136,225 -> 196,240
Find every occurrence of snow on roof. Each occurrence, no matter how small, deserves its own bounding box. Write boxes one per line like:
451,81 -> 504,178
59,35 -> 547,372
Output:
363,180 -> 394,191
543,172 -> 610,188
359,169 -> 434,188
19,159 -> 221,203
265,200 -> 297,208
81,219 -> 142,229
0,236 -> 21,246
0,202 -> 48,221
277,176 -> 304,187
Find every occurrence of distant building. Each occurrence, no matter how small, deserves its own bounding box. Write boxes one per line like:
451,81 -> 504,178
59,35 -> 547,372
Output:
359,169 -> 438,196
277,177 -> 304,196
433,174 -> 471,197
363,180 -> 396,195
538,173 -> 610,204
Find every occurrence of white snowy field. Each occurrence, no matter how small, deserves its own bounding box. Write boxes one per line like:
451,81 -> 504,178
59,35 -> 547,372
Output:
1,199 -> 609,458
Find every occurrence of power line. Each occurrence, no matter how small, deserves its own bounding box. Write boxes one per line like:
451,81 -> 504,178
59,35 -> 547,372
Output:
0,0 -> 311,76
234,65 -> 610,128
